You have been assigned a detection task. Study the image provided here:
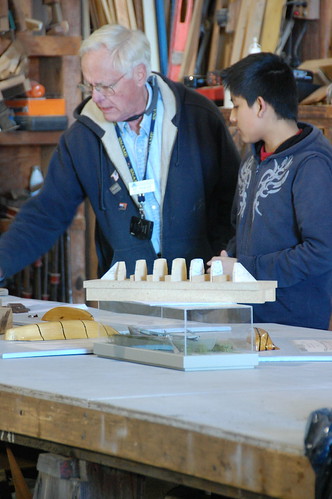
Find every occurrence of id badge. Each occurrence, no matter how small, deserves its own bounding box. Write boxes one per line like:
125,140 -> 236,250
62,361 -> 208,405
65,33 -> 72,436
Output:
129,179 -> 156,196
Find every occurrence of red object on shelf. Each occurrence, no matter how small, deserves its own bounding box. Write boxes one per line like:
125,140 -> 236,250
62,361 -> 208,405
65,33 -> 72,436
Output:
26,80 -> 46,98
195,85 -> 224,101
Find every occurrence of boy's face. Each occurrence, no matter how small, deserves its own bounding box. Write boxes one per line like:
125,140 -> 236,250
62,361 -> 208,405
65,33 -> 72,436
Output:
230,95 -> 264,144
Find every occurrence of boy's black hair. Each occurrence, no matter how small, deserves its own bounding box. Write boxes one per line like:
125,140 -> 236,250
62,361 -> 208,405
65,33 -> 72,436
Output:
221,52 -> 298,121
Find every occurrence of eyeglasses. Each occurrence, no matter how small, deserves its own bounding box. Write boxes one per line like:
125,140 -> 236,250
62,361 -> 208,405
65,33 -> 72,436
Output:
78,73 -> 126,96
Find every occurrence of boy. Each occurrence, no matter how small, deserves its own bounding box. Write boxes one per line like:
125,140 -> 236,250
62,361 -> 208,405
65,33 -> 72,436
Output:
208,52 -> 332,329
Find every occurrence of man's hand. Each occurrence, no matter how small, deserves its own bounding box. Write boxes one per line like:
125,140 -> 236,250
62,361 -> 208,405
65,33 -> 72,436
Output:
207,250 -> 238,276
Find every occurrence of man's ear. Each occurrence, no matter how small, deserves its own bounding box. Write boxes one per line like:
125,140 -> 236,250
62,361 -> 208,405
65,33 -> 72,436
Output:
133,63 -> 147,87
256,96 -> 268,117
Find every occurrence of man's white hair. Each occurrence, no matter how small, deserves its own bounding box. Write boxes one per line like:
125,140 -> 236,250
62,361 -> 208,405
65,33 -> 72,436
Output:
80,24 -> 151,77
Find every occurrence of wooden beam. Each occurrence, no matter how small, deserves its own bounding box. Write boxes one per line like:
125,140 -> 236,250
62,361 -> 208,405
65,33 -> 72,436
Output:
260,0 -> 287,53
16,33 -> 81,56
241,0 -> 266,57
230,0 -> 251,64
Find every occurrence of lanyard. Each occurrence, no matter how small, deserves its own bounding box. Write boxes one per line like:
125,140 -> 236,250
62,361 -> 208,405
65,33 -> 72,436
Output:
114,108 -> 157,207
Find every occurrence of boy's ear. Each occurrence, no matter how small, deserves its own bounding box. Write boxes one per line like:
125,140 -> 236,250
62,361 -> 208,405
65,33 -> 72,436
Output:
256,96 -> 268,117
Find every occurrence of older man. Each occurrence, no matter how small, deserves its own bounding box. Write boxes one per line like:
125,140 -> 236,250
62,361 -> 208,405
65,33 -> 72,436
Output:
0,24 -> 240,281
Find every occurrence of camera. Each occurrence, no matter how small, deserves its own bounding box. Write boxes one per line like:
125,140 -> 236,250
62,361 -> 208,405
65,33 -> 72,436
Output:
130,216 -> 154,240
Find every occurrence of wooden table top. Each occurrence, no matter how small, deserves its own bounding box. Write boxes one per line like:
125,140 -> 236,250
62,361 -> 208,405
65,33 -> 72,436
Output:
0,299 -> 330,498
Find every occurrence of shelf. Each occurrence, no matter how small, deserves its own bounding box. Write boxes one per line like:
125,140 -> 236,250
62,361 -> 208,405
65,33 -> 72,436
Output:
0,131 -> 62,145
16,33 -> 81,56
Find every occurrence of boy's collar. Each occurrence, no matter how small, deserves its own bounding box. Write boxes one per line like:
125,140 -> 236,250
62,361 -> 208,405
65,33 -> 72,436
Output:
258,124 -> 312,160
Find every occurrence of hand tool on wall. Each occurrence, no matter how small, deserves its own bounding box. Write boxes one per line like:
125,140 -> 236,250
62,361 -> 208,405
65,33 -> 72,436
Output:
42,0 -> 69,35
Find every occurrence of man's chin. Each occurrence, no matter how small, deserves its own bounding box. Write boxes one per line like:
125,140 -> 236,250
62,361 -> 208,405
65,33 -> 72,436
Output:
101,110 -> 118,122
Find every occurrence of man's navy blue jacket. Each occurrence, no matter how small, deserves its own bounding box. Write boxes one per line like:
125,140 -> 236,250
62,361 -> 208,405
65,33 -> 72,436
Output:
0,74 -> 240,279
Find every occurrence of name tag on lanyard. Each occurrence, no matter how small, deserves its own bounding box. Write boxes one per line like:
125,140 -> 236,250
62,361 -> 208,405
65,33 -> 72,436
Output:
129,178 -> 156,196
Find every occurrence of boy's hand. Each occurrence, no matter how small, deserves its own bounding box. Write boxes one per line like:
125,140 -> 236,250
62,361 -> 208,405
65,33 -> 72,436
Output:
207,250 -> 238,276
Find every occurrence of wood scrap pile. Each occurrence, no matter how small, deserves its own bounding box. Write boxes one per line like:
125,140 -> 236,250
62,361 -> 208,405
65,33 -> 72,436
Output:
87,1 -> 331,104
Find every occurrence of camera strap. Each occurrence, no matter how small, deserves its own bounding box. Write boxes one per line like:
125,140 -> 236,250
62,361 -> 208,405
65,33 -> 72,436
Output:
114,104 -> 157,218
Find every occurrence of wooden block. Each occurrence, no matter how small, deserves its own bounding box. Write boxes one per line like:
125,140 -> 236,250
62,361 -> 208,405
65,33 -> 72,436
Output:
134,259 -> 147,281
189,258 -> 204,280
170,258 -> 187,281
152,258 -> 168,281
210,259 -> 228,282
210,274 -> 228,283
210,259 -> 223,279
232,262 -> 256,282
101,261 -> 127,280
84,278 -> 278,304
117,261 -> 127,281
0,307 -> 12,334
191,274 -> 210,283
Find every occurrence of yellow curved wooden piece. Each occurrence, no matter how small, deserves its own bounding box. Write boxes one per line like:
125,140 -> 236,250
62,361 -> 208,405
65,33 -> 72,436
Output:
5,320 -> 119,341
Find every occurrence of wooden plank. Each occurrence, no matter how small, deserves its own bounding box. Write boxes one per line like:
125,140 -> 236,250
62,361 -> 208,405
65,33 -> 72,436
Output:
100,0 -> 112,23
167,0 -> 194,81
225,0 -> 241,34
178,0 -> 204,81
16,33 -> 81,56
241,0 -> 266,57
207,0 -> 224,71
319,0 -> 332,59
114,0 -> 130,27
0,386 -> 314,498
133,0 -> 144,31
84,278 -> 277,304
142,0 -> 160,71
126,0 -> 137,29
107,0 -> 117,24
260,0 -> 287,53
230,0 -> 251,64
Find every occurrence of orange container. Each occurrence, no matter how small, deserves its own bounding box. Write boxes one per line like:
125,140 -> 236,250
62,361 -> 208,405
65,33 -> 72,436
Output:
5,98 -> 66,116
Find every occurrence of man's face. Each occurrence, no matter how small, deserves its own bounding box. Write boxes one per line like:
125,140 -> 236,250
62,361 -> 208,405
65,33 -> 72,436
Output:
81,46 -> 146,122
229,95 -> 264,144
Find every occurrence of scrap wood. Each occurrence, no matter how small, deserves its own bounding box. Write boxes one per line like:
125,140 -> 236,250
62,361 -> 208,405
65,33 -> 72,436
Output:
178,0 -> 204,81
241,0 -> 266,57
260,0 -> 287,52
225,0 -> 241,34
114,0 -> 131,27
6,447 -> 32,499
229,0 -> 251,64
299,58 -> 332,86
207,0 -> 224,71
127,0 -> 137,29
300,83 -> 332,105
133,0 -> 144,30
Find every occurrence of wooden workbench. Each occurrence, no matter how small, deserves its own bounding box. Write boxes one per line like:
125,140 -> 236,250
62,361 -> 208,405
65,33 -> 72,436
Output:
0,299 -> 331,498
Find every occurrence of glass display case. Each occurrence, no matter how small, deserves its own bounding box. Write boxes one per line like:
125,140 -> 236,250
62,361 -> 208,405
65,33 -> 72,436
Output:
93,302 -> 258,371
